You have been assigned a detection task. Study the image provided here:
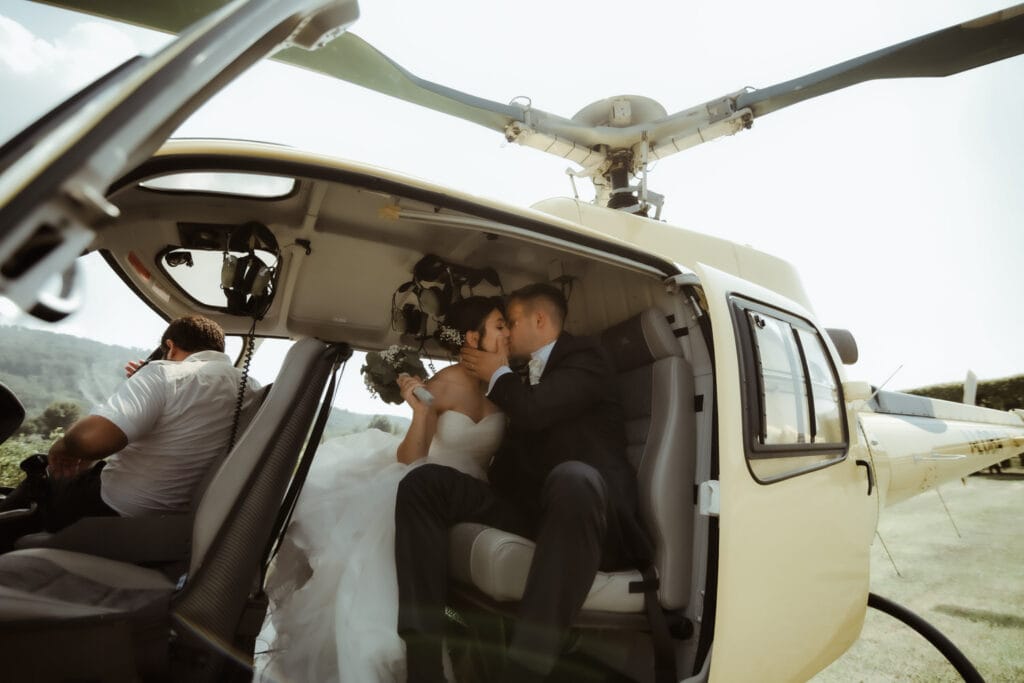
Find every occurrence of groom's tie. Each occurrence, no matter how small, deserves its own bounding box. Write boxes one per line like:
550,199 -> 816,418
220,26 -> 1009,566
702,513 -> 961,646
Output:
527,358 -> 544,386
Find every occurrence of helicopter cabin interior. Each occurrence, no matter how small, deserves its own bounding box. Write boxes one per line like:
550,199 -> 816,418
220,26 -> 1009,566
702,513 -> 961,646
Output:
77,142 -> 718,679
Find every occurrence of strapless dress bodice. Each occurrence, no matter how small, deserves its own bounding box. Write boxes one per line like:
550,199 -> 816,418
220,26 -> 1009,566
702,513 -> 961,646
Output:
425,411 -> 505,480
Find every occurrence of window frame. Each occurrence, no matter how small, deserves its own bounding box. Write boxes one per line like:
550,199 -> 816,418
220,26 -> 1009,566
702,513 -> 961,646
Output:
731,296 -> 849,469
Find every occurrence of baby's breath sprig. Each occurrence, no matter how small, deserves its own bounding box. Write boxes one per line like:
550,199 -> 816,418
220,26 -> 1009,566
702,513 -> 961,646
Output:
437,324 -> 465,349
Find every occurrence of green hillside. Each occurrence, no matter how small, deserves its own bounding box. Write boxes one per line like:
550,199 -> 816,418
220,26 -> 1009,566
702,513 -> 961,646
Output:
0,324 -> 143,415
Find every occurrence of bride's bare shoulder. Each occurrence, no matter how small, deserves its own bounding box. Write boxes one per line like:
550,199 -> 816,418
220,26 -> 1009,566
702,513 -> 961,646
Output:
427,364 -> 474,388
426,364 -> 479,409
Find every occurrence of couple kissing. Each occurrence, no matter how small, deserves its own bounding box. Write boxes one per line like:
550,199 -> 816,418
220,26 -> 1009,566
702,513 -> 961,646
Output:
260,283 -> 649,683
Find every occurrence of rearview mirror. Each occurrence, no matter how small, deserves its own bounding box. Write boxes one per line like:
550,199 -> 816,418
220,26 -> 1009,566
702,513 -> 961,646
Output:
826,328 -> 858,365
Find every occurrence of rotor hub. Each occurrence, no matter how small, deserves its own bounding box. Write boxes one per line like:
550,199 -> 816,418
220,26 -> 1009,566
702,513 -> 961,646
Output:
571,95 -> 668,128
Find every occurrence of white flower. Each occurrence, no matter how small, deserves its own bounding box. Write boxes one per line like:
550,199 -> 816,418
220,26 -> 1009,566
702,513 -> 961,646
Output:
380,344 -> 403,366
437,324 -> 465,348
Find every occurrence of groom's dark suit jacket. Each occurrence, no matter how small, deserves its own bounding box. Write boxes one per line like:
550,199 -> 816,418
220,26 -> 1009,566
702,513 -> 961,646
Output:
486,332 -> 651,567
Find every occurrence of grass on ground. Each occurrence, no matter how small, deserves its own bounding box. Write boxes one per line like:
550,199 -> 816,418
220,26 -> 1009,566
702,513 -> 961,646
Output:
813,468 -> 1024,683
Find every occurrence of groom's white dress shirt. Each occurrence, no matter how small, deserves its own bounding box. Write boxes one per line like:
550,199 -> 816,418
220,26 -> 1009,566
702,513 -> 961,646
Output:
487,340 -> 557,395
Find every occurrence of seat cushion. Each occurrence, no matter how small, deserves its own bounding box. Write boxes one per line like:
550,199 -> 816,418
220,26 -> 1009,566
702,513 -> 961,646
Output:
0,548 -> 174,621
449,523 -> 644,613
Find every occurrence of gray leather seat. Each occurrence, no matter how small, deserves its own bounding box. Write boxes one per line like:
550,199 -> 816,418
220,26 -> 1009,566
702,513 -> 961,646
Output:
449,308 -> 696,616
0,337 -> 346,682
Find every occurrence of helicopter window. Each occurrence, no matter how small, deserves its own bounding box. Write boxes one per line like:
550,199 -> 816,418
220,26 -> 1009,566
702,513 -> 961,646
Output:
796,328 -> 843,444
158,248 -> 277,310
733,298 -> 848,479
139,172 -> 296,198
749,313 -> 812,445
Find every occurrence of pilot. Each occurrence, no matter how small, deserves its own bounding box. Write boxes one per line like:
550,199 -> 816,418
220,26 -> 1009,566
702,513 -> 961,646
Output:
0,315 -> 260,550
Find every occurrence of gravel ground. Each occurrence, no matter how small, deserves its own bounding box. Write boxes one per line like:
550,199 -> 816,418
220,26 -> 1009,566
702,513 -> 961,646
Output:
812,468 -> 1024,683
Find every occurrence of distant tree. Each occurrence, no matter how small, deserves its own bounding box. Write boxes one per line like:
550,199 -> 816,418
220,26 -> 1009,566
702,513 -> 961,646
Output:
18,400 -> 81,437
907,375 -> 1024,411
368,414 -> 395,433
38,400 -> 81,434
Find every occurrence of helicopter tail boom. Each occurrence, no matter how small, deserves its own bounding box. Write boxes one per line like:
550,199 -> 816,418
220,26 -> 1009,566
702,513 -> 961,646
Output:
858,391 -> 1024,507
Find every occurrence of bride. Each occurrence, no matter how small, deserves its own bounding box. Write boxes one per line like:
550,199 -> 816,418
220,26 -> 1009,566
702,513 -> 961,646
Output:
257,296 -> 509,683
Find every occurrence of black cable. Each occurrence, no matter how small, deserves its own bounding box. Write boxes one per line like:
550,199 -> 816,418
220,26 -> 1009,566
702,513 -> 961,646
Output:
868,592 -> 984,683
227,317 -> 258,452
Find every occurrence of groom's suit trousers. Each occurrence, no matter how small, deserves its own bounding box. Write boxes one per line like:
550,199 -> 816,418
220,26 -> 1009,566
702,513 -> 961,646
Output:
395,459 -> 627,683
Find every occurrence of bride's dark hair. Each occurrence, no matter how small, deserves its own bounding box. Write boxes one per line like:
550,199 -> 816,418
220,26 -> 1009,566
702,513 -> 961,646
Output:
436,296 -> 505,354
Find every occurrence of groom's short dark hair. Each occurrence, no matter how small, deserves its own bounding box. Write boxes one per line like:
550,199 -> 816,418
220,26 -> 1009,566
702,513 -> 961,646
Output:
509,283 -> 567,329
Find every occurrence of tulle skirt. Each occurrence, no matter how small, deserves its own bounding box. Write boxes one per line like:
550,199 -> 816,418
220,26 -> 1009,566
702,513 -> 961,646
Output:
255,429 -> 410,683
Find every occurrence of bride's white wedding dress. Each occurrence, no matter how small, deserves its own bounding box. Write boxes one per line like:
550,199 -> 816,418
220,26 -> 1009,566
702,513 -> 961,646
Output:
256,410 -> 505,683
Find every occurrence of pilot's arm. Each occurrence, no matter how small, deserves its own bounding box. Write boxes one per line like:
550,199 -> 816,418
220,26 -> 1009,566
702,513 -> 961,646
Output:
48,417 -> 128,479
49,363 -> 166,479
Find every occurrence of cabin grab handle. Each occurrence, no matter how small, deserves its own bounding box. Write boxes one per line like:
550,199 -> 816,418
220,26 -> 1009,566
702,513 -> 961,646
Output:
855,459 -> 874,496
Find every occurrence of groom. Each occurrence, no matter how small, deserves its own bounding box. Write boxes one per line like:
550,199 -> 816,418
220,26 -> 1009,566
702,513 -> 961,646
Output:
395,283 -> 649,682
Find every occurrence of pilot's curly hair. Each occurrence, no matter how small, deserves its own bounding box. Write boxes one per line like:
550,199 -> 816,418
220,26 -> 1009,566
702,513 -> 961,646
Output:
161,315 -> 225,353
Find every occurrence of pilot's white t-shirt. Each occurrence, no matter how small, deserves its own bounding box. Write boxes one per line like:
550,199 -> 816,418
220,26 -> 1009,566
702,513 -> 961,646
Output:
93,350 -> 260,516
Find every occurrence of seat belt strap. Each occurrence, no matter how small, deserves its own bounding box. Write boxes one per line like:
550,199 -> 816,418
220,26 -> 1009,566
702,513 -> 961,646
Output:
629,565 -> 677,683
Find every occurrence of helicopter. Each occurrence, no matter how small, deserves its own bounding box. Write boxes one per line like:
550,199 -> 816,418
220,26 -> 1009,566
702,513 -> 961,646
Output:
0,1 -> 1022,682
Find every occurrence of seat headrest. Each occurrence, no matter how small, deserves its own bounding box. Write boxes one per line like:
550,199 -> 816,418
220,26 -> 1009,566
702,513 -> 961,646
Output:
0,382 -> 25,443
600,308 -> 682,373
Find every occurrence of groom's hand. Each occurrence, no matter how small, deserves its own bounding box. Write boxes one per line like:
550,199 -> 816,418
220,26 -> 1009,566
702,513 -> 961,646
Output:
461,346 -> 507,382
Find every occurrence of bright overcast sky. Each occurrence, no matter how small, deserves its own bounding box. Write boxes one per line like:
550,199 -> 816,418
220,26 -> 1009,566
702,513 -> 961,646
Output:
0,0 -> 1021,415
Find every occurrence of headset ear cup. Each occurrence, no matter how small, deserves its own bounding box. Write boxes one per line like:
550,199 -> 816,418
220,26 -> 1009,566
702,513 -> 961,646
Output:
239,256 -> 261,296
221,222 -> 281,319
223,254 -> 250,315
401,304 -> 425,337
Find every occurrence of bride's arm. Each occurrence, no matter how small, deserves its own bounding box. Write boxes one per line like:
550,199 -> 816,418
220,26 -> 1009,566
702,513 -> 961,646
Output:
396,374 -> 438,464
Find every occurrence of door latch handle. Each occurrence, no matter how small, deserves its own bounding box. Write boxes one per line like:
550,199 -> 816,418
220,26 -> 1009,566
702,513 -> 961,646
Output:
855,459 -> 874,496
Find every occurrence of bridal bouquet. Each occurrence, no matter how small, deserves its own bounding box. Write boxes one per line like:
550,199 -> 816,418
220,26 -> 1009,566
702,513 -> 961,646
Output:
361,345 -> 428,404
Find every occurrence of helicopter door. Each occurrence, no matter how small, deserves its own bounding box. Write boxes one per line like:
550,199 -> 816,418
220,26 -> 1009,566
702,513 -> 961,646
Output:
695,263 -> 877,682
0,0 -> 359,315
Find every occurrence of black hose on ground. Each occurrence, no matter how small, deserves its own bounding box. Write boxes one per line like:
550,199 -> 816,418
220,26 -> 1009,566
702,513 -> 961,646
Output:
867,592 -> 984,683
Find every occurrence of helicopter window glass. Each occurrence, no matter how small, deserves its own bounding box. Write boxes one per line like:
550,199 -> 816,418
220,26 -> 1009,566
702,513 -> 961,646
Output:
224,337 -> 294,387
139,172 -> 296,198
797,328 -> 844,444
732,296 -> 849,482
158,248 -> 277,310
749,312 -> 811,445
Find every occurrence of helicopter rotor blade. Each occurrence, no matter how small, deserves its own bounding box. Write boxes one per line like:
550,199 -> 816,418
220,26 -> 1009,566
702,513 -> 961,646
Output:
32,1 -> 1024,173
275,33 -> 527,134
735,4 -> 1024,118
34,1 -> 530,135
276,35 -> 617,166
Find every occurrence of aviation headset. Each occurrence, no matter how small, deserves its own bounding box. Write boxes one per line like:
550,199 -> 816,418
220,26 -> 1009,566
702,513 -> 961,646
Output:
220,221 -> 280,319
391,254 -> 503,339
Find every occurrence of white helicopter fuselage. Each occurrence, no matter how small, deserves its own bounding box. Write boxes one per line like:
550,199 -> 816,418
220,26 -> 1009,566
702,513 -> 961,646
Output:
105,139 -> 1021,682
0,0 -> 1021,680
533,193 -> 1024,681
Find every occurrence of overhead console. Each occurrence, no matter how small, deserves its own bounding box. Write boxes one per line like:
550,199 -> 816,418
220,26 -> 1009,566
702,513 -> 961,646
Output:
99,145 -> 680,348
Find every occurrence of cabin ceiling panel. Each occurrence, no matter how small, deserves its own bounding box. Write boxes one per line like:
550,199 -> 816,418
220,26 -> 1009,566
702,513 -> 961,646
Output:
286,231 -> 420,339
